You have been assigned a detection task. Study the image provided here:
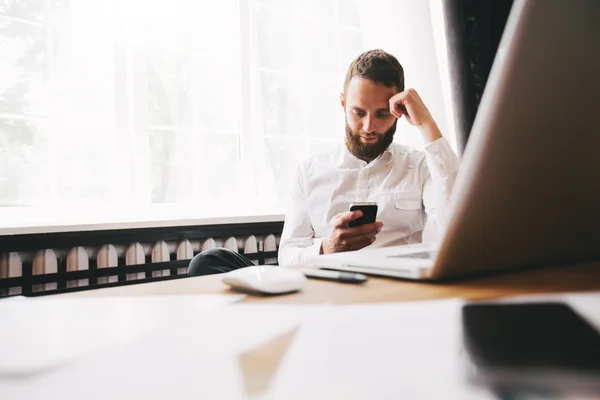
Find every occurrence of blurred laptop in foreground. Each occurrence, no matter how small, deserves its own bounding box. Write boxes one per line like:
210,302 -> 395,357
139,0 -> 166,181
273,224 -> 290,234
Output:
313,0 -> 600,280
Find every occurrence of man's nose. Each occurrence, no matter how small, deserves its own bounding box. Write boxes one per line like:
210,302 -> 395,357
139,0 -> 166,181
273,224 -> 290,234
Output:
363,116 -> 377,133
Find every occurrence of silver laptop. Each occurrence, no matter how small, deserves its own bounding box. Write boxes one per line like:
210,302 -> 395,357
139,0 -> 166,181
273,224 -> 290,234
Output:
312,0 -> 600,280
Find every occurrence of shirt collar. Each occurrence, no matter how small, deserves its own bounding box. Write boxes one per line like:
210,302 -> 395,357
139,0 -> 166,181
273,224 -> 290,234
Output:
337,143 -> 395,167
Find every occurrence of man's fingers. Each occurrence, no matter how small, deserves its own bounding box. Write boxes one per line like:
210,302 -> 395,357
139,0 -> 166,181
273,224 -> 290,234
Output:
390,88 -> 425,119
340,230 -> 378,246
345,237 -> 377,251
338,221 -> 383,239
390,103 -> 405,118
329,225 -> 381,252
389,93 -> 407,118
334,210 -> 362,227
392,107 -> 405,119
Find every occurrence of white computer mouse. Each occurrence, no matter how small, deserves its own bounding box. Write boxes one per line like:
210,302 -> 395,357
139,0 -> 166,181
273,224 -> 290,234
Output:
222,265 -> 307,294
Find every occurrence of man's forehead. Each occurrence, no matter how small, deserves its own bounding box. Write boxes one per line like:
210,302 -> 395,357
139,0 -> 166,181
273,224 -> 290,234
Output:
345,77 -> 398,107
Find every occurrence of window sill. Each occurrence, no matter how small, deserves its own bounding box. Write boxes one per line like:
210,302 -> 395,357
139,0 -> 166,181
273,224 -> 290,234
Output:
0,206 -> 286,236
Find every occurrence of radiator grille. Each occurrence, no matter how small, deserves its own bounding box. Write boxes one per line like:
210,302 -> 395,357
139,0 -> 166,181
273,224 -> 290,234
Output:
0,221 -> 283,297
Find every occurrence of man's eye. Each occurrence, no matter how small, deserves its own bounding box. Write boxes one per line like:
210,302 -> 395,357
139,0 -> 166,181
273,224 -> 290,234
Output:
376,112 -> 390,118
354,110 -> 366,117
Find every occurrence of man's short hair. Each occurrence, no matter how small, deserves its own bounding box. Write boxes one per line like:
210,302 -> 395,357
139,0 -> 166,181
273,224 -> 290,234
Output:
343,49 -> 405,94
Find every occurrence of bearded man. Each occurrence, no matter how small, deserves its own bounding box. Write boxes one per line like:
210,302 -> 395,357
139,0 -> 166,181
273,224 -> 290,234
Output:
188,49 -> 459,276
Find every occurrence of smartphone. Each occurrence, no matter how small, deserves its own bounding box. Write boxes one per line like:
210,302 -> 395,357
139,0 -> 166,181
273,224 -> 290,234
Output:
461,302 -> 600,394
348,202 -> 378,227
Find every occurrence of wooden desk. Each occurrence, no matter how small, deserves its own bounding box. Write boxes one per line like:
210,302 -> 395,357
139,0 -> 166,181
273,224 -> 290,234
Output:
63,260 -> 600,304
56,261 -> 600,397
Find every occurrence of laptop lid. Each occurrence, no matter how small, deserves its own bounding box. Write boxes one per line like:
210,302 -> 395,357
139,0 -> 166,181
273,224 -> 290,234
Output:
431,0 -> 600,279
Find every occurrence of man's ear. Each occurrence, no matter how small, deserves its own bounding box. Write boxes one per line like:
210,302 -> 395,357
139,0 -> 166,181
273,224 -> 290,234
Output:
340,93 -> 345,109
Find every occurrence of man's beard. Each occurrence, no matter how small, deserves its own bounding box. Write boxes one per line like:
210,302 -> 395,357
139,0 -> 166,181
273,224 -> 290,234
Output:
345,119 -> 396,160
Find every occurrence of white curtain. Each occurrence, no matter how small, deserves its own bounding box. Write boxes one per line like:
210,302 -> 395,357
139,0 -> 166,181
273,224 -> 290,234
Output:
0,0 -> 454,223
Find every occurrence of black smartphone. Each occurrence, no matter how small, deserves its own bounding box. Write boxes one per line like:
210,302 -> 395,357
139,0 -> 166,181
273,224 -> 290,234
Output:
348,202 -> 378,227
461,302 -> 600,394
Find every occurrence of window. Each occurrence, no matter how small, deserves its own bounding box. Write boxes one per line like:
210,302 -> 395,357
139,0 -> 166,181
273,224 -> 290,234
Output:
0,0 -> 455,227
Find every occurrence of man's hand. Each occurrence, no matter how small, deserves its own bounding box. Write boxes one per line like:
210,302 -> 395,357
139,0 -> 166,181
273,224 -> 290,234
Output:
389,88 -> 443,143
321,211 -> 383,254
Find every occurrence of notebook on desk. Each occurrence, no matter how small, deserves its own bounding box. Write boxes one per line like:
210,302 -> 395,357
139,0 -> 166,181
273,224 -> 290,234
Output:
312,0 -> 600,281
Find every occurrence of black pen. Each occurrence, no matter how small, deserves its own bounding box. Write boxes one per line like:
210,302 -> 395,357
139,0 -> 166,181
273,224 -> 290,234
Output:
299,269 -> 368,284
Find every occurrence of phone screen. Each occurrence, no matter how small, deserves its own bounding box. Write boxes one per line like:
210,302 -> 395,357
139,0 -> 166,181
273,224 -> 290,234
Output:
348,204 -> 378,227
461,302 -> 600,393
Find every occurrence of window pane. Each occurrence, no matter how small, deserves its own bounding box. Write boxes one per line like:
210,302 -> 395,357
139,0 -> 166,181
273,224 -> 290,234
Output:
0,117 -> 49,205
149,129 -> 191,203
296,0 -> 335,19
255,6 -> 337,78
190,52 -> 241,133
150,130 -> 240,205
147,53 -> 194,128
305,83 -> 344,138
260,72 -> 305,136
255,6 -> 292,71
0,18 -> 49,115
50,0 -> 70,26
145,4 -> 241,132
297,18 -> 337,79
337,0 -> 361,28
53,120 -> 126,202
0,0 -> 49,23
194,133 -> 240,204
253,0 -> 334,19
339,27 -> 364,69
264,137 -> 306,204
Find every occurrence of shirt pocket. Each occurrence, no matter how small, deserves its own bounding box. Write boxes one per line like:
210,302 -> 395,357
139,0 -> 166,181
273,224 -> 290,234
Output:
381,193 -> 424,235
394,199 -> 422,211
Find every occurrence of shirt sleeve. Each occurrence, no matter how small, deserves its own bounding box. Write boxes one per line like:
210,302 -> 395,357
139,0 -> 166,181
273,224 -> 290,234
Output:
277,165 -> 322,266
421,137 -> 460,234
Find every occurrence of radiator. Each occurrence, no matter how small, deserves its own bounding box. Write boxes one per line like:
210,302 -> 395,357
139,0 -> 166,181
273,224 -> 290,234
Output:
0,223 -> 282,298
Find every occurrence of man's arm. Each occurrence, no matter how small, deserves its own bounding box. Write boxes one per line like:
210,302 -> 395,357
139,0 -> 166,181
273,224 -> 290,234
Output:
277,166 -> 323,266
389,88 -> 442,144
389,88 -> 459,231
420,138 -> 460,233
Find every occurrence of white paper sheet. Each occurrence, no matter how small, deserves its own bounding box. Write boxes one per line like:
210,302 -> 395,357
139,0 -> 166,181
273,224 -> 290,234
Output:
0,320 -> 246,400
0,301 -> 307,400
263,299 -> 495,399
0,294 -> 244,377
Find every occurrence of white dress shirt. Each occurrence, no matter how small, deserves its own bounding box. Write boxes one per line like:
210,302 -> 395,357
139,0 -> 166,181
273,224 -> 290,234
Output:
278,137 -> 460,266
